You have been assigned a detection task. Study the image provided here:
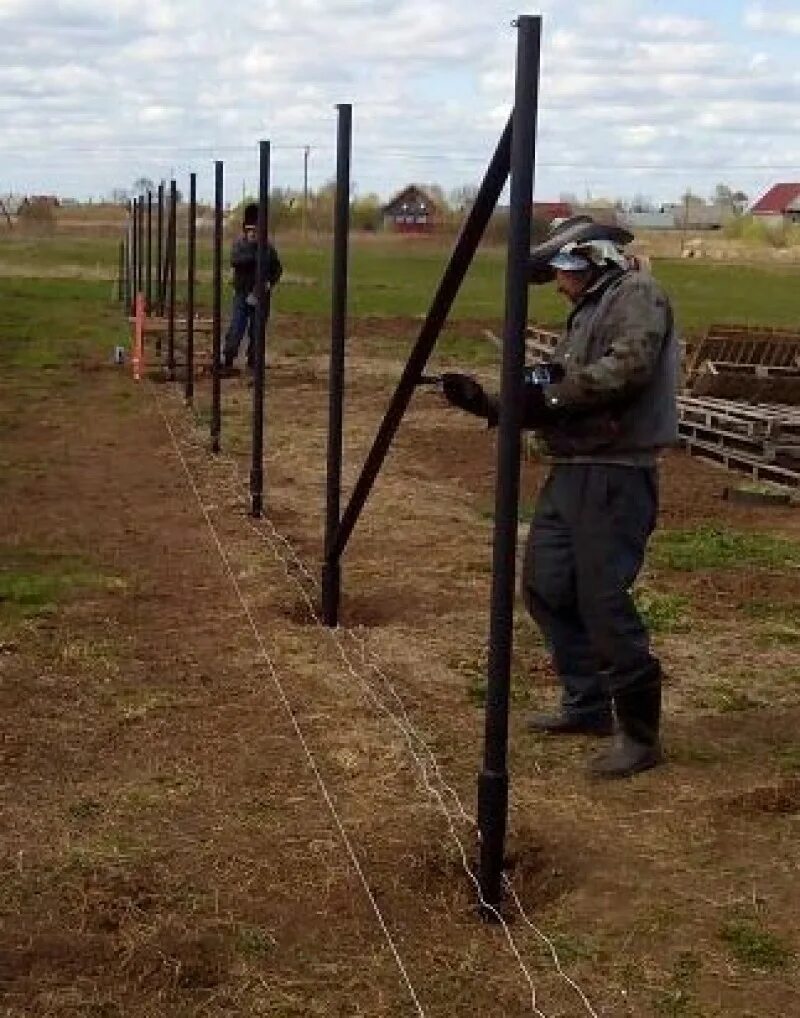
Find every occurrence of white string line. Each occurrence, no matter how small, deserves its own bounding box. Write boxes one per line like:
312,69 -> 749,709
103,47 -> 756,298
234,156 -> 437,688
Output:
165,407 -> 547,1016
153,397 -> 428,1018
503,881 -> 601,1018
249,513 -> 598,1018
168,392 -> 598,1018
240,506 -> 548,1018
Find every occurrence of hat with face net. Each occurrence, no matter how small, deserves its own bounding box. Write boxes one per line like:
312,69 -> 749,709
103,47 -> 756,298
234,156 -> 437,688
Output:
528,215 -> 634,283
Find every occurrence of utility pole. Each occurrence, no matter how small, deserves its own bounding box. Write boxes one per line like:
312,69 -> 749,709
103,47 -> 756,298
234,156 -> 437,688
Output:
302,145 -> 310,240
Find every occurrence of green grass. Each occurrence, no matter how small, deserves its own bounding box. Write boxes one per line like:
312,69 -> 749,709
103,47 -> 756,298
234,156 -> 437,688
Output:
720,920 -> 793,971
634,588 -> 690,632
3,231 -> 800,330
652,526 -> 800,571
0,548 -> 118,623
0,277 -> 128,373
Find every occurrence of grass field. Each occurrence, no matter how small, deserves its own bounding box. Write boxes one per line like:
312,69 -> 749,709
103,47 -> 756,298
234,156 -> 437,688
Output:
1,237 -> 799,1017
2,229 -> 800,330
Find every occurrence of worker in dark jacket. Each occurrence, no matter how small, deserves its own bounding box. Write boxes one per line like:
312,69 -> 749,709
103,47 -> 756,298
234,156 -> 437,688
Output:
223,202 -> 283,369
441,217 -> 678,779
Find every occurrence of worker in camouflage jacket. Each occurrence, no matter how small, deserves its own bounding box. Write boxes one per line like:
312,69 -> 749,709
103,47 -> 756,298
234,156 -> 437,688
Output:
441,216 -> 678,779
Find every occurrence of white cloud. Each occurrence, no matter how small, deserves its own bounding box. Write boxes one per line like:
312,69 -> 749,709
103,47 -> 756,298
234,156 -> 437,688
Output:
0,0 -> 796,204
745,4 -> 800,34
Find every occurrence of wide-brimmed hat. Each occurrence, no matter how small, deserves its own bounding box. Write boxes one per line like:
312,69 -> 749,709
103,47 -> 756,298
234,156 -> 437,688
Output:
529,215 -> 634,283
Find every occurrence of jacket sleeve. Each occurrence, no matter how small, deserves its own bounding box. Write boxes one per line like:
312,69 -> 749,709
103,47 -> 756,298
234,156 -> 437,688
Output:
544,278 -> 672,411
267,245 -> 283,285
230,238 -> 256,268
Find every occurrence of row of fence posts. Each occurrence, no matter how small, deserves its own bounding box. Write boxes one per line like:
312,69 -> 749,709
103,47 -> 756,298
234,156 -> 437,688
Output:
115,13 -> 540,917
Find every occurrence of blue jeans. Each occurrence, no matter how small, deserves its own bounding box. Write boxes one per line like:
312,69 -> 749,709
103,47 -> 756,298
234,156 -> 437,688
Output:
522,464 -> 659,724
223,292 -> 255,365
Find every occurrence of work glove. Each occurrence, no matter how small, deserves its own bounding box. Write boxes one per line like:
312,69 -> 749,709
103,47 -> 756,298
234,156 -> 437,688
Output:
520,362 -> 565,429
441,372 -> 499,427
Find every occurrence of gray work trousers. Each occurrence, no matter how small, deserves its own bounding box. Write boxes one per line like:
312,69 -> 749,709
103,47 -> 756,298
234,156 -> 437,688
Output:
522,463 -> 660,724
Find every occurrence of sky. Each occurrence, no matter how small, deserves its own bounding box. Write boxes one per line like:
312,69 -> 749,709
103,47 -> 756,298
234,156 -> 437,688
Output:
0,0 -> 799,207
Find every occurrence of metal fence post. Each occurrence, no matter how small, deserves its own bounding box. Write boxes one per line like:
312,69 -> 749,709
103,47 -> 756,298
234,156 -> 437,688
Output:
478,13 -> 541,915
250,140 -> 270,518
211,161 -> 223,453
186,172 -> 197,403
322,104 -> 352,626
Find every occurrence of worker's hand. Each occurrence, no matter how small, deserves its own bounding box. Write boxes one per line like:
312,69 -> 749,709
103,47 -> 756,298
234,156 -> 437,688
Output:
245,291 -> 257,307
441,372 -> 498,427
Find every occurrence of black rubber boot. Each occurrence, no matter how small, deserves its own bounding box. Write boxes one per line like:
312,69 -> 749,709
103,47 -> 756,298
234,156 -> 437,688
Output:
588,684 -> 663,779
527,712 -> 613,737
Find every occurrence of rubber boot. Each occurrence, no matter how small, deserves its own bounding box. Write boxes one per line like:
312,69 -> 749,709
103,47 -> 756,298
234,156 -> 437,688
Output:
588,683 -> 663,779
527,712 -> 613,737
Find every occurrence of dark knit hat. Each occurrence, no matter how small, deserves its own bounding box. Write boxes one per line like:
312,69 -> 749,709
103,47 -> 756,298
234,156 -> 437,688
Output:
243,202 -> 258,228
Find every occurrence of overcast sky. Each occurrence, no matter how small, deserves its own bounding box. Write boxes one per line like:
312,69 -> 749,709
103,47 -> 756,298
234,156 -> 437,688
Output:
1,0 -> 798,206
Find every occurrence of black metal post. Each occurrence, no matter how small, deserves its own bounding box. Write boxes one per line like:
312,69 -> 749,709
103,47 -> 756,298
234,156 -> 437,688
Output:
137,193 -> 144,295
186,172 -> 197,403
124,206 -> 132,313
157,194 -> 172,355
156,182 -> 164,315
327,112 -> 513,562
131,199 -> 138,315
167,179 -> 177,379
211,160 -> 223,453
478,14 -> 541,914
249,140 -> 270,518
118,238 -> 125,302
322,105 -> 352,626
146,190 -> 153,312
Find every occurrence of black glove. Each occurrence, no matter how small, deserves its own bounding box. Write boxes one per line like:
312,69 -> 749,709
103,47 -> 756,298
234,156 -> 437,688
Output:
441,372 -> 498,427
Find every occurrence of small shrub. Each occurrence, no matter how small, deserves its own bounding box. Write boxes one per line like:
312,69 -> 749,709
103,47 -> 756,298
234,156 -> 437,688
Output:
720,921 -> 793,971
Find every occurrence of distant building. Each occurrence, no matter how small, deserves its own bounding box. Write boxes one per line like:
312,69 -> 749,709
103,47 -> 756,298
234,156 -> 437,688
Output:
619,210 -> 676,230
661,201 -> 725,230
532,201 -> 573,223
19,195 -> 61,211
750,183 -> 800,225
382,185 -> 441,233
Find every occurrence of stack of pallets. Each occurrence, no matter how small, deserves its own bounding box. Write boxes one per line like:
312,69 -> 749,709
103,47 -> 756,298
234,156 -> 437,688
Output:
677,395 -> 800,488
685,324 -> 800,402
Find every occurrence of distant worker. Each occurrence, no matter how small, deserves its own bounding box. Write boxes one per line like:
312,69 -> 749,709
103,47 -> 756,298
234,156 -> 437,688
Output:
222,202 -> 283,370
441,216 -> 679,779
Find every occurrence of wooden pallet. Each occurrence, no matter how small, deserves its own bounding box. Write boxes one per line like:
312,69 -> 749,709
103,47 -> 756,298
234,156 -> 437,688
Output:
681,433 -> 800,488
684,324 -> 800,380
128,315 -> 215,336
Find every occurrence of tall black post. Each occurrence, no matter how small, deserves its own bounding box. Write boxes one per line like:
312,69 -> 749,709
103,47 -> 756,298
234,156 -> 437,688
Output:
211,160 -> 223,453
118,238 -> 125,302
124,206 -> 132,313
137,193 -> 144,296
146,190 -> 153,312
478,14 -> 541,914
166,179 -> 177,379
186,172 -> 197,403
322,105 -> 352,626
156,183 -> 164,315
131,199 -> 138,314
249,140 -> 270,518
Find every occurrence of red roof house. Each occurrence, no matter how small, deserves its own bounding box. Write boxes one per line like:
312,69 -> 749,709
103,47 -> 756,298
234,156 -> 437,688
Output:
532,201 -> 573,223
750,183 -> 800,222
